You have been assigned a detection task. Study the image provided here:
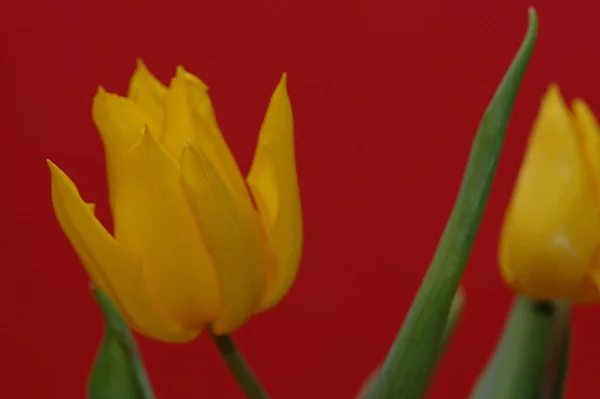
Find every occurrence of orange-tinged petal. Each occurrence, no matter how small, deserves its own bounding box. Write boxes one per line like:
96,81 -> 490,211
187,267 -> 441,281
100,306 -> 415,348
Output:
113,127 -> 221,329
572,273 -> 600,302
180,143 -> 268,334
127,59 -> 168,127
161,66 -> 250,202
48,160 -> 198,342
247,74 -> 303,310
499,85 -> 600,301
92,88 -> 160,209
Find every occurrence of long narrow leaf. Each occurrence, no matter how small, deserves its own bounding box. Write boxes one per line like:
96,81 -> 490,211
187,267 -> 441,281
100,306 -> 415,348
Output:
369,9 -> 538,398
358,288 -> 465,399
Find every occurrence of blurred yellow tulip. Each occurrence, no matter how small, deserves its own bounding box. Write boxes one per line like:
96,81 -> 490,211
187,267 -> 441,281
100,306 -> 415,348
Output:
500,84 -> 600,302
48,61 -> 302,342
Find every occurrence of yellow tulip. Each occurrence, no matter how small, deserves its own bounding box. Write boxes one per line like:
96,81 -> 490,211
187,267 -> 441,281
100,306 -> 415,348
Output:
48,61 -> 302,342
500,84 -> 600,302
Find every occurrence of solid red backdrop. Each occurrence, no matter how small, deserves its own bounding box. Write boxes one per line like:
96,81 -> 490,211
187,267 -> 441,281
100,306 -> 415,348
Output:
2,0 -> 599,397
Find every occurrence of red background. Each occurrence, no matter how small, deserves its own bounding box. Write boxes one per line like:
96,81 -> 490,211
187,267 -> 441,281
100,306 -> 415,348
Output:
2,0 -> 599,398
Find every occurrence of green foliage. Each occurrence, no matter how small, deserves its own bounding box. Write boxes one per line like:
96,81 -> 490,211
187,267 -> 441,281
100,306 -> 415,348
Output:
88,288 -> 155,399
369,9 -> 539,399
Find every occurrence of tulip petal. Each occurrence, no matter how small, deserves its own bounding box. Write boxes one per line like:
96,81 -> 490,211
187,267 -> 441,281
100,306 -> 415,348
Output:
92,88 -> 160,209
573,99 -> 600,199
48,160 -> 198,342
113,127 -> 221,329
573,101 -> 600,301
181,143 -> 268,334
572,274 -> 600,302
127,59 -> 168,127
161,66 -> 250,202
500,85 -> 600,300
247,74 -> 303,310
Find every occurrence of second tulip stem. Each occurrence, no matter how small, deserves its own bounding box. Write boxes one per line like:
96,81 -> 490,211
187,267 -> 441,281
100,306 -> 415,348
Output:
539,301 -> 570,399
210,331 -> 270,399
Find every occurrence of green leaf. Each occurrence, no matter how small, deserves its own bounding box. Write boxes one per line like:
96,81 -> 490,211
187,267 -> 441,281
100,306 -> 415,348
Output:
88,288 -> 156,399
470,298 -> 570,399
358,289 -> 465,399
369,9 -> 538,399
89,331 -> 142,399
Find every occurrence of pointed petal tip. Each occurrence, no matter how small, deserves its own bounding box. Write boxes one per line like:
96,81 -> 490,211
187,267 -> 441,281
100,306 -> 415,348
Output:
174,65 -> 209,90
96,86 -> 107,96
93,87 -> 111,107
572,98 -> 590,112
179,141 -> 194,164
47,160 -> 62,184
180,140 -> 209,174
175,65 -> 186,76
182,139 -> 198,153
94,86 -> 125,103
542,83 -> 568,111
47,159 -> 62,177
546,82 -> 561,96
135,58 -> 148,70
129,125 -> 169,161
47,160 -> 81,196
140,125 -> 156,145
276,73 -> 289,95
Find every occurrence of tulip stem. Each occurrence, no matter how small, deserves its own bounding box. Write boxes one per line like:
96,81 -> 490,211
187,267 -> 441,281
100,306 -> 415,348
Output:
210,331 -> 269,399
470,298 -> 570,399
539,301 -> 570,399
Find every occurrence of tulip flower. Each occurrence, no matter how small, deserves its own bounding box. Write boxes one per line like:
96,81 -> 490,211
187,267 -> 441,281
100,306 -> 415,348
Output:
48,61 -> 302,342
499,84 -> 600,302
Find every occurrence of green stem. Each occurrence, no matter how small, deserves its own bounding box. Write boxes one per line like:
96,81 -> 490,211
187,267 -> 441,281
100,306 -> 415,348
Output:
540,302 -> 570,399
210,332 -> 269,399
470,297 -> 570,399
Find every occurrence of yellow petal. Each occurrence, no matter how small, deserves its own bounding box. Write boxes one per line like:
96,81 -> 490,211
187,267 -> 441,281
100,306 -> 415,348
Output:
247,74 -> 303,310
161,66 -> 250,202
573,99 -> 600,199
92,88 -> 161,209
159,66 -> 208,158
499,85 -> 600,301
113,127 -> 221,329
180,143 -> 268,334
48,160 -> 198,342
127,59 -> 168,127
572,100 -> 600,300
